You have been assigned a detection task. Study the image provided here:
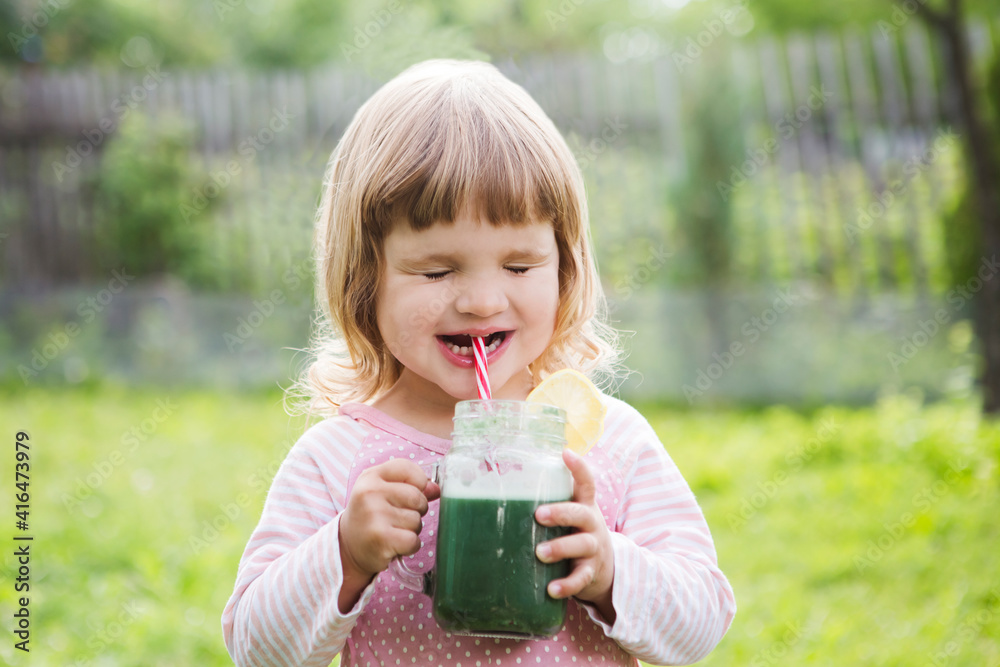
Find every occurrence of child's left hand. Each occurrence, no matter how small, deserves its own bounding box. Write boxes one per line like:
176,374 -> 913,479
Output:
534,449 -> 617,624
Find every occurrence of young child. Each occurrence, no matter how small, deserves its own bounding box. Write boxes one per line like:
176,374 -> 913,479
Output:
223,59 -> 735,666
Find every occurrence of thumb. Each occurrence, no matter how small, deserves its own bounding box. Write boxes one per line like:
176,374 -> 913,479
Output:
564,448 -> 596,505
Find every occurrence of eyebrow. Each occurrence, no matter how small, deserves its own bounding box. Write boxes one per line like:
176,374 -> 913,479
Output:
401,247 -> 554,266
401,253 -> 455,266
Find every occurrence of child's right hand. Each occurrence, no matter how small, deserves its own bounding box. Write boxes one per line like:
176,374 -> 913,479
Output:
338,460 -> 439,611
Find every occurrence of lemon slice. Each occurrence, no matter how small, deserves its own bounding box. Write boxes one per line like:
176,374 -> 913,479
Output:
527,369 -> 606,455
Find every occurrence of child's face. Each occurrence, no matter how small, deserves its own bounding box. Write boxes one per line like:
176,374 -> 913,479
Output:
377,211 -> 560,404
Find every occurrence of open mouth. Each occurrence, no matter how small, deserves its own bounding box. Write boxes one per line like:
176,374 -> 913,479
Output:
438,331 -> 508,357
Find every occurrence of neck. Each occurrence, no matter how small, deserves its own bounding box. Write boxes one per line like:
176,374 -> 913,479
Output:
371,368 -> 535,440
372,380 -> 457,439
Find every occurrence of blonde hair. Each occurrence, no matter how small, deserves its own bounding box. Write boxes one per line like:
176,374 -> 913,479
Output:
292,59 -> 621,416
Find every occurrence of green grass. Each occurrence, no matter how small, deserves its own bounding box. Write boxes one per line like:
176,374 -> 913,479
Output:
1,386 -> 998,665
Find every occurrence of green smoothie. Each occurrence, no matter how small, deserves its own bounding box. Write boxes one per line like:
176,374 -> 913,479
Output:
433,496 -> 570,637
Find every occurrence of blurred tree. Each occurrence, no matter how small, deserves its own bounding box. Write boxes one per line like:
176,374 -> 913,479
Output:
2,0 -> 224,67
731,0 -> 995,33
90,111 -> 221,287
668,46 -> 745,362
213,0 -> 347,68
3,0 -> 995,69
923,0 -> 1000,414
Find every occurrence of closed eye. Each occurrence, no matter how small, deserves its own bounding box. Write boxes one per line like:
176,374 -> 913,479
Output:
506,266 -> 530,275
424,271 -> 450,281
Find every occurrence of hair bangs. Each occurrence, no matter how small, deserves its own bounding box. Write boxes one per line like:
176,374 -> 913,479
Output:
370,71 -> 572,233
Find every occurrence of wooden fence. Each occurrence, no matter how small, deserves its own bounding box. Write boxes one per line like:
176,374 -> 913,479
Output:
0,19 -> 997,293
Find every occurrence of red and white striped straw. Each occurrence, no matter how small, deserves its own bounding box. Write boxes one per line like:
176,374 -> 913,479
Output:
471,336 -> 492,400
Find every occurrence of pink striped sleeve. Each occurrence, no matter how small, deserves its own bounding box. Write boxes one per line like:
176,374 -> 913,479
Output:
583,398 -> 736,665
221,416 -> 369,667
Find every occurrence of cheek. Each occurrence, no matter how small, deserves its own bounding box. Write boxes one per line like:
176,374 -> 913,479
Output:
548,295 -> 561,335
374,287 -> 391,337
375,281 -> 411,351
380,282 -> 449,341
375,299 -> 403,355
406,289 -> 444,333
532,272 -> 562,332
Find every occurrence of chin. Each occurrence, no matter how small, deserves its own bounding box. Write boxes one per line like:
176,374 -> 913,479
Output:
441,382 -> 481,402
446,376 -> 506,402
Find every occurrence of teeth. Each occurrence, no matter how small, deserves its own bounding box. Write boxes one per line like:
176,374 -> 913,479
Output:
446,334 -> 506,356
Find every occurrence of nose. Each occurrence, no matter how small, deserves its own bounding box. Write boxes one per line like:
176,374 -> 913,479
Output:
453,275 -> 509,318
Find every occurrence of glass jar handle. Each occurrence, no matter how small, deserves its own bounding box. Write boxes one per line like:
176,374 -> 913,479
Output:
389,554 -> 434,595
388,461 -> 439,596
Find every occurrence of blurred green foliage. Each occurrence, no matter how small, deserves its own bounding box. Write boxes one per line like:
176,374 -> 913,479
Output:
1,1 -> 993,293
91,111 -> 221,288
668,50 -> 743,288
0,387 -> 997,664
943,52 -> 1000,286
944,183 -> 981,286
2,0 -> 997,69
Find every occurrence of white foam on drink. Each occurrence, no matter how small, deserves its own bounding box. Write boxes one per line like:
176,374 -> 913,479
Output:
441,458 -> 572,502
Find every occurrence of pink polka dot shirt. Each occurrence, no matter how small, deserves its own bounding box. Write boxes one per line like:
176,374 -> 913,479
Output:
223,394 -> 735,666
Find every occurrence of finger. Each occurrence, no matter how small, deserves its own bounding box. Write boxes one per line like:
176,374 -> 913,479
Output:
378,459 -> 433,489
393,507 -> 423,533
535,501 -> 599,531
536,532 -> 599,564
547,563 -> 597,599
423,480 -> 441,502
563,449 -> 596,505
388,527 -> 422,558
385,482 -> 430,514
